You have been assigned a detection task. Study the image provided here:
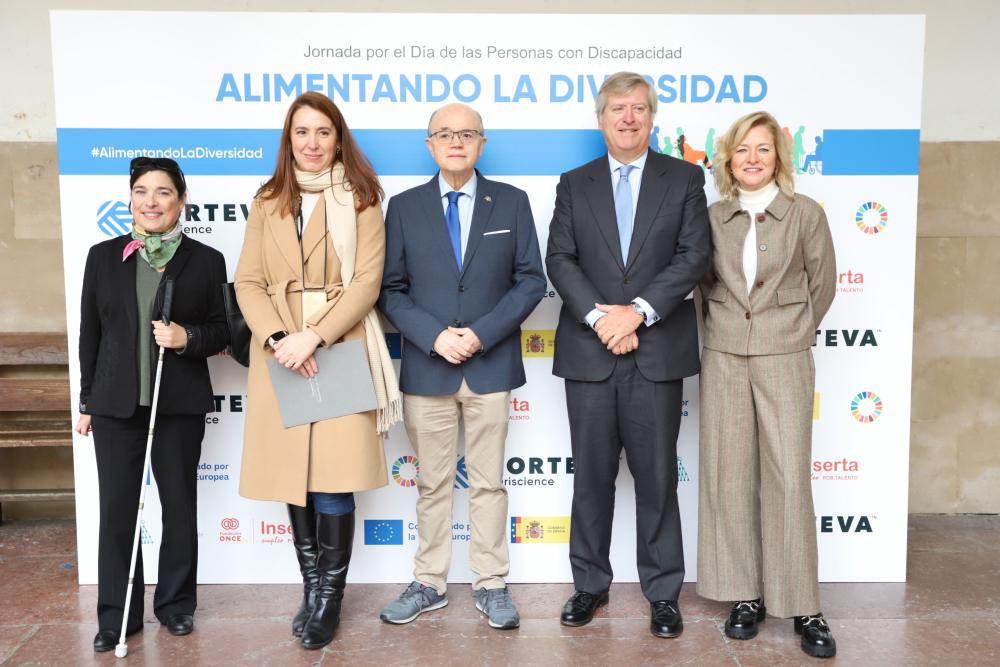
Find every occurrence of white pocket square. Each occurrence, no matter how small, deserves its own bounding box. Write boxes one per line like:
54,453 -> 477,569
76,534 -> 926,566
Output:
483,229 -> 511,236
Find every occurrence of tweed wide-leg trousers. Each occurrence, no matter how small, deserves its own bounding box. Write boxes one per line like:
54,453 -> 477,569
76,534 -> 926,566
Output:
696,348 -> 820,618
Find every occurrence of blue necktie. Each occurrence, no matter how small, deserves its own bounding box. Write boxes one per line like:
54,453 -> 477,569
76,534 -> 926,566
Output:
445,191 -> 463,271
615,164 -> 635,263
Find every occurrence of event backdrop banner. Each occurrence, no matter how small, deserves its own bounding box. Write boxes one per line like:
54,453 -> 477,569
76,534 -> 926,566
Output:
51,12 -> 924,584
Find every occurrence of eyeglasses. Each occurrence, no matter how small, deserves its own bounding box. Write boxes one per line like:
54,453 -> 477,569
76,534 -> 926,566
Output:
428,129 -> 483,144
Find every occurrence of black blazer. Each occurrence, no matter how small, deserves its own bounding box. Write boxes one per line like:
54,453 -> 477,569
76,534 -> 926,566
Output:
546,149 -> 712,382
79,234 -> 229,418
379,172 -> 546,395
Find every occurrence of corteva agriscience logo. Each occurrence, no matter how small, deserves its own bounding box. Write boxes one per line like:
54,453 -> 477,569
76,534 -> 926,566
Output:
96,200 -> 251,238
97,200 -> 132,237
391,455 -> 419,487
855,201 -> 888,235
510,516 -> 571,544
850,390 -> 883,423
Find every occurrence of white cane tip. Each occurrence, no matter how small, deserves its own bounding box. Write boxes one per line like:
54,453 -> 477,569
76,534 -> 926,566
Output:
115,644 -> 128,658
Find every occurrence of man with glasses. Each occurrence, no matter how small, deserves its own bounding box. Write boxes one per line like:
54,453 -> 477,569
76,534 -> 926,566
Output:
546,72 -> 711,638
378,103 -> 545,630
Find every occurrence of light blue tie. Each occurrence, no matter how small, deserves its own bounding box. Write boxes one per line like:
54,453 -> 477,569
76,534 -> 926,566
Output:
615,164 -> 635,263
445,191 -> 463,271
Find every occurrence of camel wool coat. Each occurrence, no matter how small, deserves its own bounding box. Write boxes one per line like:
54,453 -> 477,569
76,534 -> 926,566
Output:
235,195 -> 388,506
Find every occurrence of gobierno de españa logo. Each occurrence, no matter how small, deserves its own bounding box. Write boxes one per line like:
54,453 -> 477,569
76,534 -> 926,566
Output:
855,201 -> 888,235
850,390 -> 883,423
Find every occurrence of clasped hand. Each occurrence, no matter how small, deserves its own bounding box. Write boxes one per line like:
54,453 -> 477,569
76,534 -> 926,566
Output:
273,330 -> 322,378
151,320 -> 187,350
433,327 -> 482,365
593,303 -> 642,355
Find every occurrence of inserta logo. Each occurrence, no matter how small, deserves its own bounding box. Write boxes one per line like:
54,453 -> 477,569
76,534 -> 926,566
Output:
855,201 -> 888,235
850,391 -> 883,423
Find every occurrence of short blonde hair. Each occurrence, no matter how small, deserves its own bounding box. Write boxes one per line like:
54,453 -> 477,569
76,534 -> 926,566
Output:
595,72 -> 657,116
713,111 -> 795,201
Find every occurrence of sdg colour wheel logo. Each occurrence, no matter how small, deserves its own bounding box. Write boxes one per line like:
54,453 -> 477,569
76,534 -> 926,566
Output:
855,201 -> 888,235
850,391 -> 883,423
96,200 -> 132,237
391,455 -> 419,487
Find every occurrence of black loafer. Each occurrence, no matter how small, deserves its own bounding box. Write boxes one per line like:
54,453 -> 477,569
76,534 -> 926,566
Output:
794,613 -> 837,658
93,630 -> 117,653
164,613 -> 194,636
650,600 -> 683,638
560,590 -> 609,627
725,599 -> 766,639
94,624 -> 141,652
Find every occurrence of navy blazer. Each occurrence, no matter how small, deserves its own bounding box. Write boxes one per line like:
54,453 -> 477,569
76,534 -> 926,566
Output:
379,171 -> 546,395
546,150 -> 712,382
78,234 -> 229,417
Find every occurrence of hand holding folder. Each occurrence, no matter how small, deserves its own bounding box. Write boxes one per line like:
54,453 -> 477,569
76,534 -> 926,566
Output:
266,339 -> 378,428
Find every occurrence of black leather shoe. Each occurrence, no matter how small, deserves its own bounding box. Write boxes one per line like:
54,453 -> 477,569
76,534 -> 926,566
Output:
164,613 -> 194,636
93,624 -> 141,652
300,512 -> 354,650
288,502 -> 320,637
650,600 -> 683,638
724,599 -> 766,639
794,613 -> 837,658
559,590 -> 609,626
93,630 -> 117,653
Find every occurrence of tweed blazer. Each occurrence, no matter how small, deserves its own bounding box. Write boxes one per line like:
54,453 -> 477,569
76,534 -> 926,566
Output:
699,191 -> 835,356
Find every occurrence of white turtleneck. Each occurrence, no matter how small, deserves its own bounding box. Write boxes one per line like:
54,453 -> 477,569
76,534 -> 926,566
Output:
738,181 -> 780,296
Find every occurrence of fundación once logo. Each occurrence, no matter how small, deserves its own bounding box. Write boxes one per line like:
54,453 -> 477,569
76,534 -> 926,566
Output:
855,201 -> 888,235
850,391 -> 883,423
364,519 -> 404,545
96,200 -> 132,237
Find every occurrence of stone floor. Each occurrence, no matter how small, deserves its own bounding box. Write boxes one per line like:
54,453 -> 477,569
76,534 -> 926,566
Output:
0,515 -> 998,666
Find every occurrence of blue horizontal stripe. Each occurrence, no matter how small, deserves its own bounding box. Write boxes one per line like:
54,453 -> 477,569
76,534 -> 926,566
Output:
821,130 -> 920,176
56,127 -> 920,177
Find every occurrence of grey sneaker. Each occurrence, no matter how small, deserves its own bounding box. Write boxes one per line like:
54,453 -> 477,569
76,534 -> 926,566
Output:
474,586 -> 520,629
379,581 -> 448,624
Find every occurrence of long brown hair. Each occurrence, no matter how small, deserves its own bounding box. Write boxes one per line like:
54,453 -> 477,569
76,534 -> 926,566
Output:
256,92 -> 383,217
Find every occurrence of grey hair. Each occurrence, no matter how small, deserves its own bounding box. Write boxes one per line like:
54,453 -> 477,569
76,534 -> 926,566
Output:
595,72 -> 657,115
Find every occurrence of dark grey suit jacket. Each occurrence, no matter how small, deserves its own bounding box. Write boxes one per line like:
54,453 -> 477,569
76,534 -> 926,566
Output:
379,171 -> 546,396
546,149 -> 712,382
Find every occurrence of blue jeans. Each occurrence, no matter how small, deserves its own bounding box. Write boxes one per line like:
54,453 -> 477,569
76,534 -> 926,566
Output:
308,491 -> 355,516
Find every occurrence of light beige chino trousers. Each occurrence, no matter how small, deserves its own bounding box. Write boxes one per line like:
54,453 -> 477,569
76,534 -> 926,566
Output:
404,380 -> 510,594
697,348 -> 821,618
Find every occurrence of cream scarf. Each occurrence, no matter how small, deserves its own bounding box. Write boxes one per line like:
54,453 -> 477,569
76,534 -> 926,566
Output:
295,164 -> 401,434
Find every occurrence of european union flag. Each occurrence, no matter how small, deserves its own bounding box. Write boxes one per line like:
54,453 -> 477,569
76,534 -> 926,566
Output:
364,519 -> 404,545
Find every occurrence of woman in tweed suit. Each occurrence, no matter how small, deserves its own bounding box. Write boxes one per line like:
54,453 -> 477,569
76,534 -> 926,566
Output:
697,111 -> 837,658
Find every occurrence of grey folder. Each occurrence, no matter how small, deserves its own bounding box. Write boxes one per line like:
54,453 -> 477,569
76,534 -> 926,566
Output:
266,339 -> 378,428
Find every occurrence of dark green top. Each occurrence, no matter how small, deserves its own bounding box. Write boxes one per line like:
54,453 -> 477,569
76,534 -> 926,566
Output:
135,260 -> 161,406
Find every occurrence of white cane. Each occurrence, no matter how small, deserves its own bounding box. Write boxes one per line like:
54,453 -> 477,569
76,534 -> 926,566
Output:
115,278 -> 174,659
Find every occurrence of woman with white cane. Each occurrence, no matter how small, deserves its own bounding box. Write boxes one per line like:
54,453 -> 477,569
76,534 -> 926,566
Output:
75,157 -> 229,653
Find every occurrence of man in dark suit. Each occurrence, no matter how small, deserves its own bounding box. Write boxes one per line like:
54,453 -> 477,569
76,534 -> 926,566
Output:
546,72 -> 711,638
378,103 -> 545,630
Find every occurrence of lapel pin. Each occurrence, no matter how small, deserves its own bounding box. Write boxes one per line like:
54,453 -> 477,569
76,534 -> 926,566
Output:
483,195 -> 492,203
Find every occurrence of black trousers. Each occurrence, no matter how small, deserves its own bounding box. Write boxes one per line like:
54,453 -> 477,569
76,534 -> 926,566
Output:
565,355 -> 685,602
92,407 -> 204,631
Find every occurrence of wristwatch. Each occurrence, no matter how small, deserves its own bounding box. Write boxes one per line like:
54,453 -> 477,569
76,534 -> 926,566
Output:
631,302 -> 646,318
267,330 -> 289,348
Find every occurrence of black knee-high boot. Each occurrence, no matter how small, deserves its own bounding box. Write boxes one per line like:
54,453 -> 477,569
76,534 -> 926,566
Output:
300,511 -> 354,650
287,502 -> 319,637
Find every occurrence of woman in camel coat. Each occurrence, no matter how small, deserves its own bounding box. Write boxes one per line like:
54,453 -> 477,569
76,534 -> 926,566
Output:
235,91 -> 400,651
